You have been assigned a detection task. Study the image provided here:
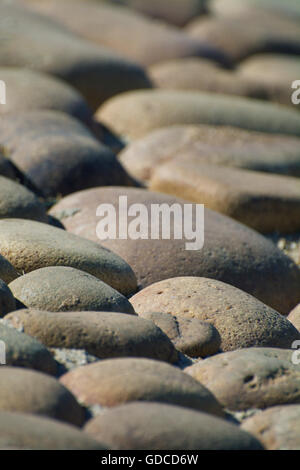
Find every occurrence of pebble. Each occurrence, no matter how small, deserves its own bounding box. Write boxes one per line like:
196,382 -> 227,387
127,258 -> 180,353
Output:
186,348 -> 300,411
0,411 -> 107,450
84,402 -> 264,450
119,125 -> 300,182
0,367 -> 85,426
150,160 -> 300,233
138,311 -> 221,357
8,266 -> 135,314
60,357 -> 224,416
0,218 -> 136,296
0,110 -> 135,197
97,89 -> 300,140
131,277 -> 300,351
288,304 -> 300,331
241,405 -> 300,450
0,254 -> 18,285
50,187 -> 300,314
5,309 -> 178,364
0,323 -> 57,375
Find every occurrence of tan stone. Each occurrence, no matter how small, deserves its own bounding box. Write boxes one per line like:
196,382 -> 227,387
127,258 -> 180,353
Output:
5,309 -> 178,364
186,348 -> 300,411
150,160 -> 300,233
0,367 -> 84,426
288,304 -> 300,331
97,90 -> 300,140
49,187 -> 300,314
131,277 -> 300,351
0,218 -> 136,296
9,266 -> 135,314
84,402 -> 264,450
138,311 -> 220,357
60,357 -> 223,416
241,405 -> 300,450
0,412 -> 107,449
119,125 -> 300,182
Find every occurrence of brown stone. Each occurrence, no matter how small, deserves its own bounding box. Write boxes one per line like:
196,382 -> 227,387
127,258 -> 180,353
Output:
149,58 -> 268,100
0,2 -> 152,110
288,304 -> 300,331
138,311 -> 220,357
22,0 -> 228,67
150,160 -> 300,233
0,411 -> 107,449
0,367 -> 85,426
119,125 -> 300,182
241,405 -> 300,450
8,266 -> 135,314
0,67 -> 93,125
50,187 -> 300,314
97,90 -> 300,140
5,309 -> 178,364
0,111 -> 135,198
84,402 -> 264,450
0,218 -> 136,296
60,357 -> 223,416
238,54 -> 300,108
186,348 -> 300,411
131,277 -> 300,351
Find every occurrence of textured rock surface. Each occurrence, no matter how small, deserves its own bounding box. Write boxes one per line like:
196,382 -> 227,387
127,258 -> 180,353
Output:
150,160 -> 300,233
0,323 -> 57,375
5,309 -> 178,364
84,402 -> 264,450
138,311 -> 221,357
0,255 -> 18,285
0,367 -> 85,426
0,218 -> 136,296
131,277 -> 300,351
0,111 -> 135,197
119,125 -> 300,182
0,411 -> 107,450
288,305 -> 300,331
0,2 -> 151,110
9,266 -> 135,314
186,348 -> 300,411
241,405 -> 300,450
60,357 -> 223,416
97,90 -> 300,140
50,187 -> 300,314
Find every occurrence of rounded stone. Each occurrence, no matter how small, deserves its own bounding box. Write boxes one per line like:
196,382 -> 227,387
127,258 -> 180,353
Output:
0,367 -> 85,427
0,175 -> 47,222
0,254 -> 18,285
0,280 -> 16,318
84,402 -> 264,450
241,405 -> 300,450
0,67 -> 93,125
25,0 -> 227,67
149,58 -> 268,99
288,305 -> 300,331
0,111 -> 135,198
0,411 -> 107,450
49,187 -> 300,314
238,54 -> 300,108
138,311 -> 221,357
0,323 -> 57,375
8,266 -> 135,314
0,218 -> 136,296
186,348 -> 300,411
97,90 -> 300,140
0,2 -> 152,110
150,160 -> 300,233
60,357 -> 223,416
4,309 -> 178,364
131,277 -> 300,351
119,125 -> 300,182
